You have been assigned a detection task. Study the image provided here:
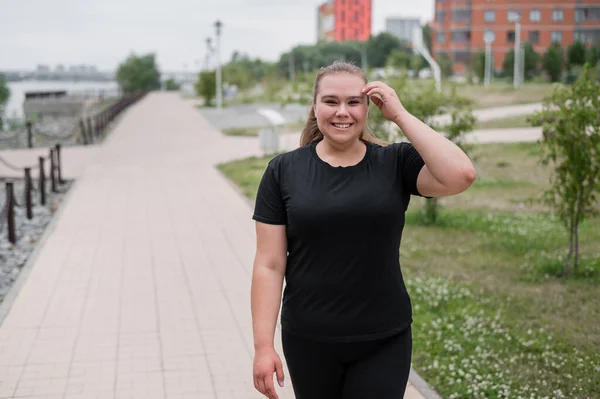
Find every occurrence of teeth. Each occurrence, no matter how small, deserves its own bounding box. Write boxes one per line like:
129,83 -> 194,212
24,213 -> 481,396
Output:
333,123 -> 350,128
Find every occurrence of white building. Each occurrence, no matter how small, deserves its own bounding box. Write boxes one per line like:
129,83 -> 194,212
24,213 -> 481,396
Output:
385,17 -> 421,44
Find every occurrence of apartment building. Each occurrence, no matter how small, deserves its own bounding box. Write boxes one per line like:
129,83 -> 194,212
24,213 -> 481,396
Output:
317,0 -> 372,42
431,0 -> 600,73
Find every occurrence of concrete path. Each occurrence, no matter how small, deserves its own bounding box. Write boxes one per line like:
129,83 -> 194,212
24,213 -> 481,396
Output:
0,92 -> 428,399
432,102 -> 543,126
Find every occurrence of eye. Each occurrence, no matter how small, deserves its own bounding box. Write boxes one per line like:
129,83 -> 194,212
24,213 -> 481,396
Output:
325,100 -> 337,105
349,101 -> 360,105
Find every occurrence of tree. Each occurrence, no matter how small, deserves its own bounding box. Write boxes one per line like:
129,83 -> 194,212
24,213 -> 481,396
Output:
0,76 -> 9,130
367,33 -> 406,68
472,51 -> 486,83
567,41 -> 587,69
543,43 -> 565,82
410,54 -> 426,73
386,49 -> 410,70
195,71 -> 216,106
585,45 -> 600,67
529,64 -> 600,277
116,53 -> 161,94
436,52 -> 454,78
164,79 -> 181,91
502,43 -> 539,79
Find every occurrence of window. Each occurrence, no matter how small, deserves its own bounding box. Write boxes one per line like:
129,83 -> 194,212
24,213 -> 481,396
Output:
574,31 -> 586,42
341,28 -> 345,41
452,9 -> 471,23
507,10 -> 521,22
507,30 -> 515,43
530,10 -> 541,22
451,30 -> 471,43
341,10 -> 345,22
529,31 -> 540,43
575,8 -> 600,22
437,31 -> 445,44
551,31 -> 563,44
436,10 -> 445,22
552,9 -> 564,22
452,50 -> 471,64
354,29 -> 358,39
355,11 -> 358,22
484,10 -> 496,22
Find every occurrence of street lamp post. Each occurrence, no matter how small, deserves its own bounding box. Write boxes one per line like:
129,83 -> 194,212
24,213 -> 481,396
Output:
204,38 -> 214,70
483,30 -> 495,86
214,20 -> 223,110
514,20 -> 520,88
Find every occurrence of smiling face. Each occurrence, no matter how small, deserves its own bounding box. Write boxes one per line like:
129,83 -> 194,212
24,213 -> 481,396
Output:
313,72 -> 368,146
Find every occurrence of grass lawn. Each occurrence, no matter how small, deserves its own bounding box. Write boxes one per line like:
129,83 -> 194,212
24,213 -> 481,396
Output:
452,82 -> 557,109
218,141 -> 600,399
473,114 -> 533,130
222,123 -> 305,137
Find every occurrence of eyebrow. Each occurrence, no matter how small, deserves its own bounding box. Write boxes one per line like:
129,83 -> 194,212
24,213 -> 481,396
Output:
321,95 -> 364,100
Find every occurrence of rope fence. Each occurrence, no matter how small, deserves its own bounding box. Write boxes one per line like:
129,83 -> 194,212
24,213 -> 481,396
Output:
0,91 -> 147,246
0,144 -> 63,245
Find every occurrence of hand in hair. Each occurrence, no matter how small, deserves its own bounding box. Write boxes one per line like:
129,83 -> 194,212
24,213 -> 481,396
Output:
362,81 -> 407,124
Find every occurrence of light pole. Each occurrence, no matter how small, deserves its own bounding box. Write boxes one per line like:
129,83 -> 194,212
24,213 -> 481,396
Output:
513,17 -> 521,88
214,20 -> 223,110
483,30 -> 495,86
204,37 -> 214,71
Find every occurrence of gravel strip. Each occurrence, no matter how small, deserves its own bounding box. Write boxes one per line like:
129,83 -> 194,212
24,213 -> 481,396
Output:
0,178 -> 72,297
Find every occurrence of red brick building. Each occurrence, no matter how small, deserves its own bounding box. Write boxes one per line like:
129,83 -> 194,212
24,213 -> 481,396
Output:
431,0 -> 600,74
317,0 -> 372,42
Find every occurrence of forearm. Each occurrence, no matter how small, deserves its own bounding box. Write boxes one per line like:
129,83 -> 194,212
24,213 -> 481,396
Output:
251,265 -> 285,351
394,111 -> 475,186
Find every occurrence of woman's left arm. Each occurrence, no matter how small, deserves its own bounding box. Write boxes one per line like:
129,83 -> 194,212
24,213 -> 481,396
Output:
363,81 -> 476,198
394,110 -> 476,197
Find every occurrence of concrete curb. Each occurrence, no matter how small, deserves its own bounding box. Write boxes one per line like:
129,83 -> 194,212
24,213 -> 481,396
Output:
410,368 -> 443,399
0,179 -> 80,328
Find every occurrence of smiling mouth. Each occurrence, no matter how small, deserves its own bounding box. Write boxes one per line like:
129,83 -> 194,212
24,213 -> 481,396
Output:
332,123 -> 353,129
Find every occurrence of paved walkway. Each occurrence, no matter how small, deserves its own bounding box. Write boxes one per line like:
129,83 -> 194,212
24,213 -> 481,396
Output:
0,93 -> 427,399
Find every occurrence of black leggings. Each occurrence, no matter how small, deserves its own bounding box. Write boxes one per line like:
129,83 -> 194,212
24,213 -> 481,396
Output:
281,327 -> 412,399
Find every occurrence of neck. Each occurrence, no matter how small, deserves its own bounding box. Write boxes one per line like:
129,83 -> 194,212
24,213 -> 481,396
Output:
317,137 -> 367,167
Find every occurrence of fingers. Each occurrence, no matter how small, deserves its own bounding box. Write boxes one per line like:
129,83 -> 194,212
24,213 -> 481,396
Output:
275,358 -> 285,388
362,80 -> 391,94
263,375 -> 279,399
254,370 -> 280,399
254,376 -> 266,397
370,95 -> 384,109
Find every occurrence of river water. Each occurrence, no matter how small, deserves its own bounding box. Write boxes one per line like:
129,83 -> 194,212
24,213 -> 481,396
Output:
3,80 -> 120,119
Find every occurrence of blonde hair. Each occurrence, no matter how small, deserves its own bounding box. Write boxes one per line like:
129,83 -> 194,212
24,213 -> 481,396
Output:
300,61 -> 387,147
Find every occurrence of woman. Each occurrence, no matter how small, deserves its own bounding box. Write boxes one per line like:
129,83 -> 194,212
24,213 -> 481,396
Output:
251,61 -> 475,399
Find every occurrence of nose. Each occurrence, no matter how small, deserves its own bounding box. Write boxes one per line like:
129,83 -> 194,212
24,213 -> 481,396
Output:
335,103 -> 349,118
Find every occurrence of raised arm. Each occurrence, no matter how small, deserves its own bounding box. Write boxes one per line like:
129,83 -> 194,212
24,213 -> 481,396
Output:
363,81 -> 476,197
251,222 -> 287,399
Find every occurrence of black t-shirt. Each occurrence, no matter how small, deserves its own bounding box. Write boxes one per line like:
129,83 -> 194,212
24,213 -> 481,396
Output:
252,139 -> 426,342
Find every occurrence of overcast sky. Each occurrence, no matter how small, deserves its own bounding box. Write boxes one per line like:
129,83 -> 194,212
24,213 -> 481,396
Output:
0,0 -> 434,72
